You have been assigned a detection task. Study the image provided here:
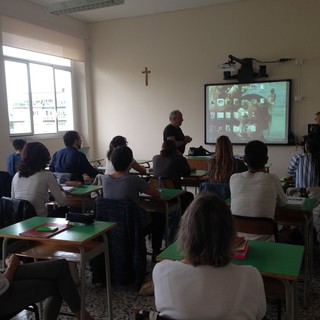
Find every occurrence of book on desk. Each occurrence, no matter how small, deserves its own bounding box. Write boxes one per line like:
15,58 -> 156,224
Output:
287,196 -> 306,207
19,222 -> 72,238
234,237 -> 249,260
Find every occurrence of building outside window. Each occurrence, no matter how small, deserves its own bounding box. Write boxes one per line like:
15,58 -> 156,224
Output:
3,46 -> 74,136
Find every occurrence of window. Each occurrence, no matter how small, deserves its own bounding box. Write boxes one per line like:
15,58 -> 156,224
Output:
3,46 -> 74,136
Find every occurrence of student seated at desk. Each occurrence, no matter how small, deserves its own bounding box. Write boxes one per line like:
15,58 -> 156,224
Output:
153,193 -> 266,320
288,132 -> 320,188
11,142 -> 68,217
0,254 -> 94,320
102,145 -> 164,258
49,131 -> 99,183
105,135 -> 146,175
152,140 -> 194,213
230,140 -> 287,241
287,132 -> 320,240
208,135 -> 247,183
6,138 -> 26,177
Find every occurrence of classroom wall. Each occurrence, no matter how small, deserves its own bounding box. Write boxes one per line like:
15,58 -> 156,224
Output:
0,0 -> 90,168
89,0 -> 320,177
0,0 -> 319,177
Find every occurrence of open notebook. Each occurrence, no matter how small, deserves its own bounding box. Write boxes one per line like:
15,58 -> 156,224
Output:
287,196 -> 306,207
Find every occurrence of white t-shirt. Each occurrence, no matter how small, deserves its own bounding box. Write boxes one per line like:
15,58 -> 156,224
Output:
104,159 -> 115,175
230,171 -> 287,240
11,170 -> 68,216
153,260 -> 266,320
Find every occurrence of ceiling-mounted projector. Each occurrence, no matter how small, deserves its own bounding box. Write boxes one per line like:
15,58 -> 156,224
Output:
47,0 -> 125,16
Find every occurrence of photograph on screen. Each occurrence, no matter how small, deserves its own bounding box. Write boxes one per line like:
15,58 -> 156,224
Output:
205,80 -> 291,145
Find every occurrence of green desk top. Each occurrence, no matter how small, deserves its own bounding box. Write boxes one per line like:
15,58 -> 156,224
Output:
226,197 -> 316,212
157,240 -> 304,280
159,188 -> 186,200
69,185 -> 102,196
140,188 -> 186,201
136,159 -> 152,164
188,169 -> 207,177
0,217 -> 116,245
185,156 -> 212,160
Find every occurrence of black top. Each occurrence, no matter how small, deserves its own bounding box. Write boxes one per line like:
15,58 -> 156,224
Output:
152,154 -> 191,189
163,124 -> 186,154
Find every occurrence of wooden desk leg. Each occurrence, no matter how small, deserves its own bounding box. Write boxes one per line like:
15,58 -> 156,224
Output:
164,202 -> 169,247
102,233 -> 113,320
164,197 -> 182,248
78,246 -> 86,320
303,215 -> 313,306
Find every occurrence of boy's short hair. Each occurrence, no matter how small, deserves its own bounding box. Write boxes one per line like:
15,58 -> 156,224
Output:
111,146 -> 133,171
63,131 -> 80,147
244,140 -> 268,170
12,139 -> 26,151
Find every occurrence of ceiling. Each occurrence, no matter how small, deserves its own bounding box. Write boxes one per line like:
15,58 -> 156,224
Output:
25,0 -> 241,23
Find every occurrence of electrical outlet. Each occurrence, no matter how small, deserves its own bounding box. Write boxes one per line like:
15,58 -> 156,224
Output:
294,96 -> 303,101
295,59 -> 303,65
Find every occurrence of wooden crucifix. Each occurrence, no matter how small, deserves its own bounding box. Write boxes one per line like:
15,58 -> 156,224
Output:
142,67 -> 151,86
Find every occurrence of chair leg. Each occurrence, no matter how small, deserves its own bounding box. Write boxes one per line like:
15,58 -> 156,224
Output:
26,303 -> 40,320
277,300 -> 282,320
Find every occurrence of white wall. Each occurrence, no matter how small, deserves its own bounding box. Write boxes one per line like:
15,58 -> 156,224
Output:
0,0 -> 90,169
0,0 -> 320,177
89,0 -> 320,177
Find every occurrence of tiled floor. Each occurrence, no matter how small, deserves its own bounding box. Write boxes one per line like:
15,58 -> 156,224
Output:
9,246 -> 320,320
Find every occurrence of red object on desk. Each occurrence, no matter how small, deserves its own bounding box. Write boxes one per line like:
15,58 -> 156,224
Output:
19,222 -> 72,238
234,237 -> 249,260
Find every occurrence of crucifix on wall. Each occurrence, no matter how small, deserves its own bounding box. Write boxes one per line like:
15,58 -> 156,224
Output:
142,67 -> 151,86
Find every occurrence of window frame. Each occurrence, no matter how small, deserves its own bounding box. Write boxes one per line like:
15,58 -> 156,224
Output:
3,50 -> 75,138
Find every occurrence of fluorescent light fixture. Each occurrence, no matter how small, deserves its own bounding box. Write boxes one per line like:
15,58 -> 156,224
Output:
47,0 -> 125,16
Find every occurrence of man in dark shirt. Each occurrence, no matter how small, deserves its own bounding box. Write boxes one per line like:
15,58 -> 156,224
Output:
6,139 -> 26,177
49,131 -> 98,183
163,110 -> 192,155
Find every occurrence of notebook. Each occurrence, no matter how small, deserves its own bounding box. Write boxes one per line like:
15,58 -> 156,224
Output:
287,196 -> 306,207
62,185 -> 75,193
19,222 -> 72,238
234,237 -> 249,260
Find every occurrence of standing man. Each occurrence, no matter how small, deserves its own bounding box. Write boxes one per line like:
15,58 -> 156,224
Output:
163,110 -> 192,155
49,130 -> 98,183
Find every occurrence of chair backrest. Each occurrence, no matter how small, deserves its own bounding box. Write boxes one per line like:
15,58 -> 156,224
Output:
199,182 -> 231,200
0,197 -> 37,228
94,197 -> 147,290
0,171 -> 12,198
148,177 -> 176,189
232,215 -> 279,242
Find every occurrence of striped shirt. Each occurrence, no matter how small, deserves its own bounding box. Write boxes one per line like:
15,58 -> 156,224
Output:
288,153 -> 318,188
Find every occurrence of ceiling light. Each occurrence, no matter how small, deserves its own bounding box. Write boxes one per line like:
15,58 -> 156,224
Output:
47,0 -> 125,16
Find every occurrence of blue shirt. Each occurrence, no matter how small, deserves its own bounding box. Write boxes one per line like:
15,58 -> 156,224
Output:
49,146 -> 98,183
6,153 -> 21,177
288,153 -> 318,188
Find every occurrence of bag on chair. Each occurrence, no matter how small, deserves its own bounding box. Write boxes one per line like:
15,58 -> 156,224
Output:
188,146 -> 211,157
